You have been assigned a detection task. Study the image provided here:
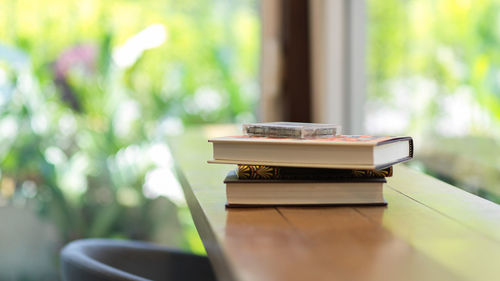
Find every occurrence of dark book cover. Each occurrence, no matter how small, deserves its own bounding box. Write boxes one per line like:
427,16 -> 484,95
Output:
225,202 -> 387,208
237,165 -> 393,180
226,170 -> 387,184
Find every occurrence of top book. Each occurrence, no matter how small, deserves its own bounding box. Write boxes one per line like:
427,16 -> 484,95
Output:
242,122 -> 341,138
208,135 -> 414,170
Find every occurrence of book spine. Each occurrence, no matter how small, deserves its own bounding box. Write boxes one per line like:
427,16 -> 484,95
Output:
237,165 -> 393,180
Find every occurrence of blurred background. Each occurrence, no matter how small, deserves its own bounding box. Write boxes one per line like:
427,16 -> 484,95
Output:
367,0 -> 500,203
1,0 -> 500,279
0,0 -> 258,279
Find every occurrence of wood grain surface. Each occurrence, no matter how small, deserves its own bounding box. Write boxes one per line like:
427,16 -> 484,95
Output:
168,125 -> 500,281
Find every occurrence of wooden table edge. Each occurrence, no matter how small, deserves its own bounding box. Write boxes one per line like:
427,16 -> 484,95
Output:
174,165 -> 239,281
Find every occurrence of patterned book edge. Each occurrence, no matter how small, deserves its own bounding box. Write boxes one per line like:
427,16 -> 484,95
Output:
237,165 -> 393,180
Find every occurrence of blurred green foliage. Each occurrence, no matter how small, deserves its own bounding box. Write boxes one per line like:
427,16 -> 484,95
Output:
368,0 -> 500,136
367,0 -> 500,203
0,0 -> 258,279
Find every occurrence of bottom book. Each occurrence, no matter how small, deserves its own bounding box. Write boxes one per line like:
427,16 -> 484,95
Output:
224,171 -> 387,207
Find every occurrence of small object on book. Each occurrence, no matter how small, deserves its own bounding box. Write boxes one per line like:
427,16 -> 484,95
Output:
242,122 -> 341,138
224,171 -> 387,207
237,165 -> 393,180
209,135 -> 413,170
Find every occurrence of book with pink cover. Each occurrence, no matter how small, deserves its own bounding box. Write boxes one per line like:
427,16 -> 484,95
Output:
209,135 -> 413,170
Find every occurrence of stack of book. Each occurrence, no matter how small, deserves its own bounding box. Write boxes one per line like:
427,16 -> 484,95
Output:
208,122 -> 413,207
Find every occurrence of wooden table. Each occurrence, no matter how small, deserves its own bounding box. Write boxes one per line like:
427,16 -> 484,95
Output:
169,125 -> 500,281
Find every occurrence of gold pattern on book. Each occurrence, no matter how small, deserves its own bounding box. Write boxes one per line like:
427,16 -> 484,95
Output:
238,165 -> 279,179
237,165 -> 392,180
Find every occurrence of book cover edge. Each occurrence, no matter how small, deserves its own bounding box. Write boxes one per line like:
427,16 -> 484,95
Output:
209,136 -> 412,146
225,201 -> 388,208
